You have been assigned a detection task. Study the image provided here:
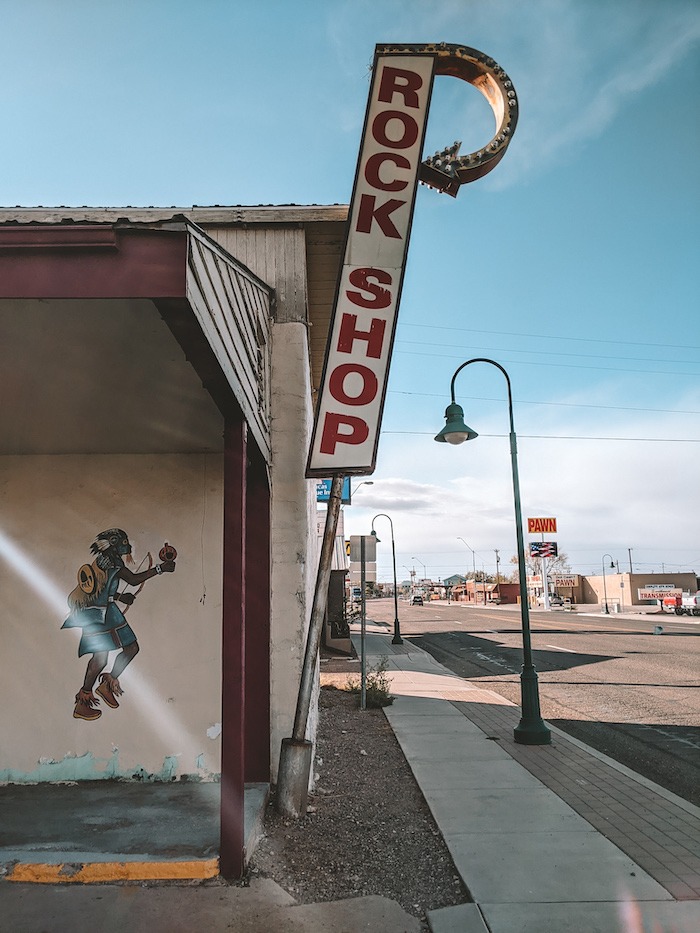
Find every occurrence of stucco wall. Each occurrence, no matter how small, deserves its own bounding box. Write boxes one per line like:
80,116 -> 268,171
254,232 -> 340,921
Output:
583,572 -> 698,609
0,453 -> 223,782
269,321 -> 320,781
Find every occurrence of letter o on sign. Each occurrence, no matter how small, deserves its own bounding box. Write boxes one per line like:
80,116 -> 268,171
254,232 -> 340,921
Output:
372,110 -> 419,149
329,364 -> 379,406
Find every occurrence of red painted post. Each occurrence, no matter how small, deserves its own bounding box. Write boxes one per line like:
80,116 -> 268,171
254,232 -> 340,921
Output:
220,414 -> 247,879
245,446 -> 271,781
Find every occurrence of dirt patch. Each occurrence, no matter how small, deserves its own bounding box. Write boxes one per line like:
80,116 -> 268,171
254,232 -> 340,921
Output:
249,678 -> 469,928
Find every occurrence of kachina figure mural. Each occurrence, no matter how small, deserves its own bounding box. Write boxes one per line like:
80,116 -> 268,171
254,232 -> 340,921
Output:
62,529 -> 177,721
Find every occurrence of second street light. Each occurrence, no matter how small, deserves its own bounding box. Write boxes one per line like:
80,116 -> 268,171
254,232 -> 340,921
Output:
457,537 -> 478,604
601,554 -> 615,614
435,358 -> 551,746
412,557 -> 427,582
371,514 -> 402,644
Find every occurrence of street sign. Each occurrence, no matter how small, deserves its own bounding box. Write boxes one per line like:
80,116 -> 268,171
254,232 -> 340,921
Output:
349,535 -> 377,562
349,562 -> 377,583
527,517 -> 557,534
316,476 -> 352,504
530,541 -> 558,558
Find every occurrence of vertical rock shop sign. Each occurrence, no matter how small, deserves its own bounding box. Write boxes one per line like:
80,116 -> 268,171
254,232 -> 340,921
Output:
306,43 -> 519,477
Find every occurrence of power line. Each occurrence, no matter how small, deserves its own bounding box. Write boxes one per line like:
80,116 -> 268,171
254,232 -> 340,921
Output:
395,348 -> 700,378
400,322 -> 700,354
383,431 -> 700,442
388,389 -> 700,417
397,338 -> 700,369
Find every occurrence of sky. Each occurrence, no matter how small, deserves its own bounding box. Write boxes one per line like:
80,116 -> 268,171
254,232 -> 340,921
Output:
4,0 -> 699,583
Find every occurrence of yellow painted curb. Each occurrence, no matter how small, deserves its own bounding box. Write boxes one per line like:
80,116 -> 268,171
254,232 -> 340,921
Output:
6,858 -> 219,884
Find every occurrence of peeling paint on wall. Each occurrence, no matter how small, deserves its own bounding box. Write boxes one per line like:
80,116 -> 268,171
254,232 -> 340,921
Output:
0,749 -> 210,784
206,723 -> 221,739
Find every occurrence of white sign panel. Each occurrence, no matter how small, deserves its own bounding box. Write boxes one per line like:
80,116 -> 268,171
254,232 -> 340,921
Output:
306,53 -> 435,476
348,535 -> 377,562
552,574 -> 578,587
638,588 -> 682,600
349,563 -> 377,583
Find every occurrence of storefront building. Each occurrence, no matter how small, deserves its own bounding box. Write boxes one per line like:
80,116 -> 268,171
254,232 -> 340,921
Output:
0,205 -> 347,876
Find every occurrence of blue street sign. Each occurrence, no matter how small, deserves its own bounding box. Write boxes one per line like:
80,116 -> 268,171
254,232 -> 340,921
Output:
316,476 -> 352,504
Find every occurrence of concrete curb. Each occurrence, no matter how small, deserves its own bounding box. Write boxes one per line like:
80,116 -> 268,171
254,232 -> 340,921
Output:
5,858 -> 219,883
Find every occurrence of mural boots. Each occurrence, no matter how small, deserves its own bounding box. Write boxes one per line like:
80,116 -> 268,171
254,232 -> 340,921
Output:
96,673 -> 123,709
73,688 -> 101,721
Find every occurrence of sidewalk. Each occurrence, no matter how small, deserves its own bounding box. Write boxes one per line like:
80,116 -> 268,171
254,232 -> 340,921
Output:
2,625 -> 698,932
355,624 -> 700,933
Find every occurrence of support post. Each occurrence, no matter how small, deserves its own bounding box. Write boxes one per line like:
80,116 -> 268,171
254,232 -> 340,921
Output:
360,535 -> 366,710
276,474 -> 344,818
220,416 -> 247,878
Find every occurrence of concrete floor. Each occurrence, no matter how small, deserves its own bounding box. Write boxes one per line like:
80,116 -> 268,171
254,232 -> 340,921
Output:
0,781 -> 268,866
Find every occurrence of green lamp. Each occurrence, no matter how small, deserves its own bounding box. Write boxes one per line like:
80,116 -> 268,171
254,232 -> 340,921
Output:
434,402 -> 478,445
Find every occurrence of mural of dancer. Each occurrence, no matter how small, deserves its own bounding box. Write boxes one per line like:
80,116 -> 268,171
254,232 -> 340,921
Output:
62,529 -> 177,721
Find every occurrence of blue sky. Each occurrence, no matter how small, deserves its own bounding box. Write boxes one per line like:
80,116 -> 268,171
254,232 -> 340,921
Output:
5,0 -> 699,582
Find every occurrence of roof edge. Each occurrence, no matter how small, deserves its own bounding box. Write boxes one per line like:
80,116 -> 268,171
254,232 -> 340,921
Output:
0,205 -> 349,226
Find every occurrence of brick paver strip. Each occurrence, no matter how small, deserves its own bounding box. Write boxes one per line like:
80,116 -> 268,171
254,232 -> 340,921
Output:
451,699 -> 700,900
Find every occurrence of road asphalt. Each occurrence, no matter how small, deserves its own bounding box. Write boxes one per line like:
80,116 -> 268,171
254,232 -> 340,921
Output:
1,618 -> 698,932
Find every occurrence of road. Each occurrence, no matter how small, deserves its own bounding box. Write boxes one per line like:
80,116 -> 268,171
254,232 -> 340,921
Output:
363,598 -> 700,806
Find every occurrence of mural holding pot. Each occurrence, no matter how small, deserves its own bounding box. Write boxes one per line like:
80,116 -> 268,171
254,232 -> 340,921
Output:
62,528 -> 177,721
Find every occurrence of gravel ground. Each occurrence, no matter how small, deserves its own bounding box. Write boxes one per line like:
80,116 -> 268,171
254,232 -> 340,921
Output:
248,653 -> 469,929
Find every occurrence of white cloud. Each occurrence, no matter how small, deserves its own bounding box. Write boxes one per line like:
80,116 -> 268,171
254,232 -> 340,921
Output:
346,386 -> 700,580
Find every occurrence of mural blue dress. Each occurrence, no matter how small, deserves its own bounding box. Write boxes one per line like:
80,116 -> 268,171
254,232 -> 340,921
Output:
62,564 -> 137,657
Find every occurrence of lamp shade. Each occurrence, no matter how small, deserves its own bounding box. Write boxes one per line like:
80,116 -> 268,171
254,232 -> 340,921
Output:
434,402 -> 478,444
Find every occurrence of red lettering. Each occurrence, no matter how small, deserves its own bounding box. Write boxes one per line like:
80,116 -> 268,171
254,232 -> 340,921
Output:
378,66 -> 423,108
371,110 -> 418,150
319,412 -> 369,455
329,364 -> 378,406
356,194 -> 404,239
364,152 -> 411,191
338,314 -> 386,358
346,268 -> 392,309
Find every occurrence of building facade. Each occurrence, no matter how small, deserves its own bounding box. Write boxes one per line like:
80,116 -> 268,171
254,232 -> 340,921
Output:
0,205 -> 347,875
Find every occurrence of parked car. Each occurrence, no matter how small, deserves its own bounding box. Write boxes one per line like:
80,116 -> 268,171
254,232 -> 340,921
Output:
536,593 -> 564,606
411,595 -> 424,605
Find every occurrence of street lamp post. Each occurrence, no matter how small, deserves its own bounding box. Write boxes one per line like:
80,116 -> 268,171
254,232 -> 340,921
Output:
457,537 -> 477,604
601,554 -> 615,614
350,480 -> 374,499
435,358 -> 551,745
371,514 -> 403,644
412,556 -> 427,582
